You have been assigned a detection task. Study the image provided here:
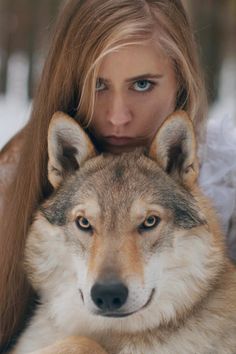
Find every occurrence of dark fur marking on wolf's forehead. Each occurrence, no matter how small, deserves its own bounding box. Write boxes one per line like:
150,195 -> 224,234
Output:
41,149 -> 205,229
105,154 -> 205,230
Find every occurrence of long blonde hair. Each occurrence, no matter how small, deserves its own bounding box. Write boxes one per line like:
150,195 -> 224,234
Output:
0,0 -> 207,348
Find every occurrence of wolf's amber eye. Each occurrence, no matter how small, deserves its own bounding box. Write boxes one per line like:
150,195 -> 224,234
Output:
140,215 -> 161,231
76,216 -> 92,232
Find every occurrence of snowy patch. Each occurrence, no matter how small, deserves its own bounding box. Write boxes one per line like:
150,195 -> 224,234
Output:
0,53 -> 31,148
199,57 -> 236,232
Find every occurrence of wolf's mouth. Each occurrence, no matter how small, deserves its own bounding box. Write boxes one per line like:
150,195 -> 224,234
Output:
95,288 -> 155,318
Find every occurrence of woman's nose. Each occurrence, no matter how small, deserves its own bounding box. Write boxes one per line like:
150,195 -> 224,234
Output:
107,94 -> 132,127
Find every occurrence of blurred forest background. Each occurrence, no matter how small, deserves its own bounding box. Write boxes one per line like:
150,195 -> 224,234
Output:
0,0 -> 236,147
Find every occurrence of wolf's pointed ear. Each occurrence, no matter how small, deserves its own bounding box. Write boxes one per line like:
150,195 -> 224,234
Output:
149,111 -> 199,188
48,112 -> 96,189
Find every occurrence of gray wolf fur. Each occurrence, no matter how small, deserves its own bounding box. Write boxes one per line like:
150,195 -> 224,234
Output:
11,111 -> 236,354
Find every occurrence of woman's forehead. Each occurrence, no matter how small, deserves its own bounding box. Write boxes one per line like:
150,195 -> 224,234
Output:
97,43 -> 172,81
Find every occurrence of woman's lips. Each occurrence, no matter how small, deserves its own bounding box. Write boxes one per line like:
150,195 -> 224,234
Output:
104,136 -> 134,146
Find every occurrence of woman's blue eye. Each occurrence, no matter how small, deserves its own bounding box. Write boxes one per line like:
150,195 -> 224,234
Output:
133,80 -> 152,92
96,79 -> 106,91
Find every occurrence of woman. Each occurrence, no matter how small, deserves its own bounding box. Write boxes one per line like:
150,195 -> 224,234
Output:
0,0 -> 208,351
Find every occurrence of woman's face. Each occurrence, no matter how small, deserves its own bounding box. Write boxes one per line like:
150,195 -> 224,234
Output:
90,43 -> 177,153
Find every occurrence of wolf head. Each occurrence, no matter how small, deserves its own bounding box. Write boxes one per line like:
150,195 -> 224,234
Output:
25,111 -> 225,335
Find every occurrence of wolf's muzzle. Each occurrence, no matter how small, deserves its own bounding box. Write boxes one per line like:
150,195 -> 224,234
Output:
91,281 -> 128,312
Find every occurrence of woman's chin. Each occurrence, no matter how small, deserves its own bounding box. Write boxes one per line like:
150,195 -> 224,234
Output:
103,144 -> 139,154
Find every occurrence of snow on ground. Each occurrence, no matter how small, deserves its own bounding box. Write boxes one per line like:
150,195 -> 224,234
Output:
0,54 -> 31,149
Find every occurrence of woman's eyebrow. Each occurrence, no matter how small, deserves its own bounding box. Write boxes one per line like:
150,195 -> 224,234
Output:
125,73 -> 163,82
97,73 -> 163,84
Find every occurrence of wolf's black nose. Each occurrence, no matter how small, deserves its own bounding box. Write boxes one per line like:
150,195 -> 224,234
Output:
91,281 -> 128,311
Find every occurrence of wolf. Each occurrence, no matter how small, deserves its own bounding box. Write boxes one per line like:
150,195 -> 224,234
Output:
11,111 -> 236,354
